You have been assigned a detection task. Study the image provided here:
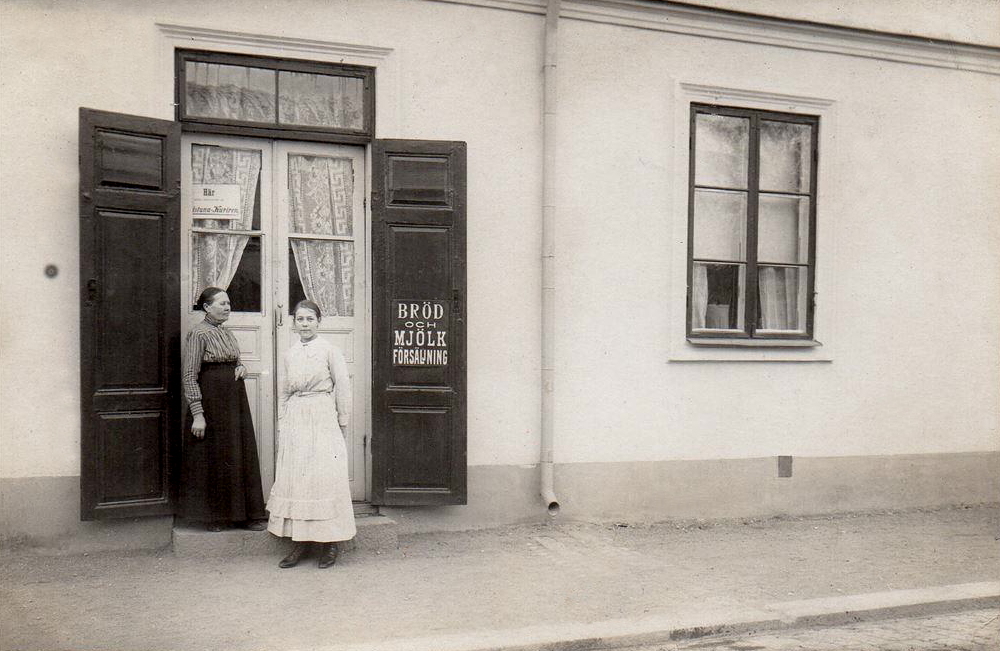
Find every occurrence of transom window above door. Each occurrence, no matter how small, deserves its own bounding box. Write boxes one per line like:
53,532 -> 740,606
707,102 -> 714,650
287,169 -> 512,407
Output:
176,50 -> 375,143
687,104 -> 819,343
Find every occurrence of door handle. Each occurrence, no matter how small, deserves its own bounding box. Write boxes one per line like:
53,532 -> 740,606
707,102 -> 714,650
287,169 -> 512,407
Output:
86,279 -> 98,305
276,303 -> 283,327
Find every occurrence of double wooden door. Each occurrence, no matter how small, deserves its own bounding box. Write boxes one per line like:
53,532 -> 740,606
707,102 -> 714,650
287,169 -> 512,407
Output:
180,134 -> 368,500
79,108 -> 467,519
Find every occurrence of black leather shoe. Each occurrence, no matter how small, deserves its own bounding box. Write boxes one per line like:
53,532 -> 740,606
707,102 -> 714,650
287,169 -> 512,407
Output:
242,520 -> 267,531
205,522 -> 226,532
317,542 -> 339,569
279,542 -> 309,568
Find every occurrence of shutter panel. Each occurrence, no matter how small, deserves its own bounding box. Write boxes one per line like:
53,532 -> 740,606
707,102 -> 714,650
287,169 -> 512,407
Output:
371,139 -> 467,505
79,108 -> 181,520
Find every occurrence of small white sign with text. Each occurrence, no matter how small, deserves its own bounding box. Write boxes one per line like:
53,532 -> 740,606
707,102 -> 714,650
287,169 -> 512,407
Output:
191,184 -> 241,221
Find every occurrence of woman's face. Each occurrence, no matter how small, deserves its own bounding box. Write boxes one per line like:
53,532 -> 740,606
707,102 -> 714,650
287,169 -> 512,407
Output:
204,292 -> 231,322
294,307 -> 320,340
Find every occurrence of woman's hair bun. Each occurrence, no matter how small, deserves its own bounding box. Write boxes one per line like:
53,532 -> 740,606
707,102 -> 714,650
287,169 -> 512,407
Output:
194,286 -> 225,311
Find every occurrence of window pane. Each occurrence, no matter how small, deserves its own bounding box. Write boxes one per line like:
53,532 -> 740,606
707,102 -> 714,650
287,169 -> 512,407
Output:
757,266 -> 807,332
287,246 -> 308,314
279,72 -> 364,130
289,240 -> 354,317
190,144 -> 263,231
693,189 -> 747,261
192,234 -> 261,312
691,262 -> 745,330
695,114 -> 749,189
758,194 -> 809,264
287,154 -> 354,236
759,121 -> 812,193
185,62 -> 276,123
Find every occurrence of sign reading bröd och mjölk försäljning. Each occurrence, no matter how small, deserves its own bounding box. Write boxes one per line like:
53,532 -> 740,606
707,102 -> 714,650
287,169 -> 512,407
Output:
392,300 -> 449,366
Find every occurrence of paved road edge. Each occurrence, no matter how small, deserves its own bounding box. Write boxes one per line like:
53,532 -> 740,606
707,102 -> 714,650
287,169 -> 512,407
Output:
296,582 -> 1000,651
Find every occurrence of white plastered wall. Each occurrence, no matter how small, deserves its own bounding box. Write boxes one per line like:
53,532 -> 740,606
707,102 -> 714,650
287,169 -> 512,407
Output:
1,0 -> 997,489
0,0 -> 545,480
554,16 -> 1000,464
683,0 -> 1000,47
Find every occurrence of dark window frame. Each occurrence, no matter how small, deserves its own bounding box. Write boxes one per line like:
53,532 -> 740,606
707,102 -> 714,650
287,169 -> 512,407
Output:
175,49 -> 376,145
686,103 -> 819,343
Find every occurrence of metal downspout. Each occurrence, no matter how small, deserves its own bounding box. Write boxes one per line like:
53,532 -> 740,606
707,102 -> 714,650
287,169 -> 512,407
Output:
540,0 -> 560,515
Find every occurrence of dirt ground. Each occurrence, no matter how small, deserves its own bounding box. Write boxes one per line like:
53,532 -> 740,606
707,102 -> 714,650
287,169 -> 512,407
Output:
1,505 -> 997,651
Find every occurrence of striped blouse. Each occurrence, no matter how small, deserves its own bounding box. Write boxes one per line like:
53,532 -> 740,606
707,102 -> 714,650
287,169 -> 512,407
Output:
182,316 -> 243,417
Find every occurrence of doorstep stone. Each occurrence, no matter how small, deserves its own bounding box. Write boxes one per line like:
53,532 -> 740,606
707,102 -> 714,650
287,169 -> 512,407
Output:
171,515 -> 398,557
341,515 -> 398,553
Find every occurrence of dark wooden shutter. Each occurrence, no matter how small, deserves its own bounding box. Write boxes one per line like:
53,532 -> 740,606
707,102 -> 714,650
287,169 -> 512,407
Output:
371,140 -> 467,505
79,108 -> 181,520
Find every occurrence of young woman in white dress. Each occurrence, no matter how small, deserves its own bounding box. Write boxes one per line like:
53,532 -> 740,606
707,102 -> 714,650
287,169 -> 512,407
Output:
267,300 -> 356,568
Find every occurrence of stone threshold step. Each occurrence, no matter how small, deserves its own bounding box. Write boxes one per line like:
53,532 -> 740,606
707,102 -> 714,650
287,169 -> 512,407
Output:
172,514 -> 397,557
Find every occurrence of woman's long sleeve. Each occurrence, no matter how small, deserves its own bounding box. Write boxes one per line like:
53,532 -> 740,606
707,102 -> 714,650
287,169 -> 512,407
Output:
181,331 -> 207,417
181,320 -> 241,418
329,346 -> 352,429
277,355 -> 292,421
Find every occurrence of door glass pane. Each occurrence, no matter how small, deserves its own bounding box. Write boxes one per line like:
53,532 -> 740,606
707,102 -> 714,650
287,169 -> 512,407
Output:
695,114 -> 749,189
190,144 -> 263,231
693,189 -> 747,261
289,240 -> 354,317
279,72 -> 365,130
759,121 -> 812,193
288,155 -> 354,236
185,62 -> 276,123
287,246 -> 308,314
192,234 -> 261,312
758,194 -> 809,264
757,265 -> 807,332
691,262 -> 745,330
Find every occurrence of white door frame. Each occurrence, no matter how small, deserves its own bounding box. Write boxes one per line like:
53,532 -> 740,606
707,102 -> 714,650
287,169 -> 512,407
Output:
180,134 -> 277,490
274,140 -> 369,501
180,133 -> 371,501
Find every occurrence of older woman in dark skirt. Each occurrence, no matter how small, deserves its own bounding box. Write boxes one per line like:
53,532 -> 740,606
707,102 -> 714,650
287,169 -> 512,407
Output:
181,287 -> 267,531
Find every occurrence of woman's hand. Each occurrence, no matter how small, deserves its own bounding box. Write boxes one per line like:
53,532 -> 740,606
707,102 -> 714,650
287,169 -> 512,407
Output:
191,414 -> 207,439
234,364 -> 247,381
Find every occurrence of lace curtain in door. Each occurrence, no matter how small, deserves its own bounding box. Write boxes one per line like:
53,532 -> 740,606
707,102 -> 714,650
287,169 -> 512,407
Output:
288,155 -> 355,317
190,145 -> 262,304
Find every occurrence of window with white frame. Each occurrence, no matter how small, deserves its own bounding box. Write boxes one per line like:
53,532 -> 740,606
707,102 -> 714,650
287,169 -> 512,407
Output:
687,104 -> 818,342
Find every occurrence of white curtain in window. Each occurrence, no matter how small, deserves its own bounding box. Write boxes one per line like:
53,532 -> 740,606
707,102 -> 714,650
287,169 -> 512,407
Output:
184,63 -> 363,130
288,155 -> 355,316
279,72 -> 364,130
691,264 -> 709,329
185,62 -> 276,123
190,145 -> 261,303
758,266 -> 799,330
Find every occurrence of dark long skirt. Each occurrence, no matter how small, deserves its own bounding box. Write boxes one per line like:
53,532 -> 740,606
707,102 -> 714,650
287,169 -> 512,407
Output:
180,362 -> 266,523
